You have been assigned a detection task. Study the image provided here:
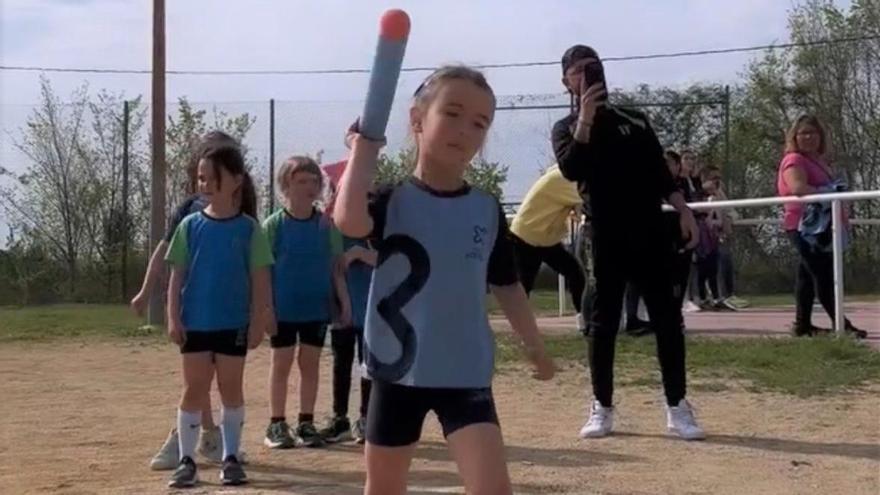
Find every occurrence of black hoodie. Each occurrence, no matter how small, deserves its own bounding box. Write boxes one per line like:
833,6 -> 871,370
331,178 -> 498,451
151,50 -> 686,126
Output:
552,106 -> 678,245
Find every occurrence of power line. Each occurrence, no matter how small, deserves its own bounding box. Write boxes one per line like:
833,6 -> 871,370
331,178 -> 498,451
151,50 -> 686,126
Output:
1,34 -> 877,76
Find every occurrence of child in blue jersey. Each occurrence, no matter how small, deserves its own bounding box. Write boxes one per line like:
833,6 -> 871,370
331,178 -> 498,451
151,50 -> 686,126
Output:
262,156 -> 348,450
320,233 -> 377,444
165,144 -> 273,488
131,131 -> 249,470
335,65 -> 556,495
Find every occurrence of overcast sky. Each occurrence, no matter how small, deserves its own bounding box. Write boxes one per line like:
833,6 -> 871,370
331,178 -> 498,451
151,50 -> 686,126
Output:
0,0 -> 855,243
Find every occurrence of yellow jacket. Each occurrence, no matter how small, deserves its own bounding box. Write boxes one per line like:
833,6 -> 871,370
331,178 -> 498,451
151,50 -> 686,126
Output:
510,165 -> 582,247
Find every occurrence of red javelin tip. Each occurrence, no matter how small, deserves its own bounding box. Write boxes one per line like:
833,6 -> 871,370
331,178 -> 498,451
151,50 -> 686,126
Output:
379,9 -> 410,41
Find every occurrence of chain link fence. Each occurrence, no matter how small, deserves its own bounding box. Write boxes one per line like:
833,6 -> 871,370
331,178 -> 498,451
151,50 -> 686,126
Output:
0,94 -> 877,306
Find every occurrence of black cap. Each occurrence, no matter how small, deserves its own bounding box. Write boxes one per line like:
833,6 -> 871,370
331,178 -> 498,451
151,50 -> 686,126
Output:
561,45 -> 600,74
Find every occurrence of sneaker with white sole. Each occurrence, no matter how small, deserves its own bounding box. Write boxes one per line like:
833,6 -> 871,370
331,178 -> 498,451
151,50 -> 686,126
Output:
168,456 -> 198,488
294,421 -> 325,448
579,400 -> 614,438
318,416 -> 352,444
666,400 -> 706,440
682,300 -> 702,313
150,428 -> 179,471
220,455 -> 248,486
576,313 -> 587,333
725,295 -> 750,309
353,416 -> 366,445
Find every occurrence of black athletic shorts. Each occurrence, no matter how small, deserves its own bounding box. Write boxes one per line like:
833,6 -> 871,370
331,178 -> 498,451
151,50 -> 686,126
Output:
180,328 -> 247,357
366,379 -> 499,447
270,321 -> 328,349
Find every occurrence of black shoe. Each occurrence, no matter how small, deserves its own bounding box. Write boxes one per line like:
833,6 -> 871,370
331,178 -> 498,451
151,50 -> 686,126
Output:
713,299 -> 736,312
628,325 -> 654,337
625,318 -> 650,332
168,456 -> 198,488
264,420 -> 296,449
294,421 -> 326,448
220,455 -> 248,486
845,323 -> 868,339
319,416 -> 352,443
790,322 -> 832,337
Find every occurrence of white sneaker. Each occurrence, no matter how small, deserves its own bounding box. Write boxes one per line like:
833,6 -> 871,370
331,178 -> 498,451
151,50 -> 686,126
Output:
666,400 -> 706,440
579,400 -> 614,438
150,429 -> 180,471
198,426 -> 248,464
682,301 -> 702,313
576,313 -> 586,330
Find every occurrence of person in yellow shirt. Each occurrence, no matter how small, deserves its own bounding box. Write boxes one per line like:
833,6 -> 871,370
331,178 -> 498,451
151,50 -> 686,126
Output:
510,164 -> 587,333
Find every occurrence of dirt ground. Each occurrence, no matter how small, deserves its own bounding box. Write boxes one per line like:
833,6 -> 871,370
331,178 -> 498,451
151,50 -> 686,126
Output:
1,340 -> 878,495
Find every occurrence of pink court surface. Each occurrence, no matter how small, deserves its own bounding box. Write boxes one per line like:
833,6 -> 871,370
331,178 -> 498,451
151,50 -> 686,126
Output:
499,302 -> 880,347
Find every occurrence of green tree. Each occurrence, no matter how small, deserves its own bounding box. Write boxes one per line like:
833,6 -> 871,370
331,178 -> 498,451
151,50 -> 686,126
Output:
375,145 -> 508,198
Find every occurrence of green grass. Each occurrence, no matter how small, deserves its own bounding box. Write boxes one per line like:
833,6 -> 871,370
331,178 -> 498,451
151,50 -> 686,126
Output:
488,290 -> 568,316
4,303 -> 880,397
0,304 -> 159,342
489,290 -> 879,316
496,332 -> 880,397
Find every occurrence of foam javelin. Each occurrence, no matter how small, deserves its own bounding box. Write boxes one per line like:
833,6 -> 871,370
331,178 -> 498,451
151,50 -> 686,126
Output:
359,9 -> 411,141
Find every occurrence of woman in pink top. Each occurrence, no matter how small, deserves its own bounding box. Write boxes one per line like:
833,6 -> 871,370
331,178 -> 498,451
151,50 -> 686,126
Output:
777,114 -> 866,338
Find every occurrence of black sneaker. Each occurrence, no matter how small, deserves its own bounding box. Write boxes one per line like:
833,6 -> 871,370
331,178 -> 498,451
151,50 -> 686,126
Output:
625,318 -> 650,333
713,299 -> 736,312
264,420 -> 296,449
220,455 -> 248,486
319,416 -> 352,443
353,416 -> 366,445
845,323 -> 868,339
294,421 -> 325,448
790,322 -> 832,337
168,456 -> 198,488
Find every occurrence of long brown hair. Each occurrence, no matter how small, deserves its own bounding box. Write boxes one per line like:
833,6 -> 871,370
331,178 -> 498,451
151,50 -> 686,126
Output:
200,144 -> 257,218
784,114 -> 828,156
186,131 -> 239,194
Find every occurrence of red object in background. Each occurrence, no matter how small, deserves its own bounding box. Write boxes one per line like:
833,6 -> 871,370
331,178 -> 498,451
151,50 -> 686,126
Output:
322,159 -> 347,218
323,159 -> 347,190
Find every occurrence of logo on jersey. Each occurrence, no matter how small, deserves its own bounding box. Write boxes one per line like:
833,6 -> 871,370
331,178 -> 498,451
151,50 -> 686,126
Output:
467,225 -> 489,261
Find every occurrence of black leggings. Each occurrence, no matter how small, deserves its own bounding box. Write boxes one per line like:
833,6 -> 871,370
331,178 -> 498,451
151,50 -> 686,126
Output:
512,235 -> 586,312
697,251 -> 720,301
588,240 -> 687,407
673,249 -> 693,308
717,244 -> 735,298
330,327 -> 371,419
787,231 -> 849,328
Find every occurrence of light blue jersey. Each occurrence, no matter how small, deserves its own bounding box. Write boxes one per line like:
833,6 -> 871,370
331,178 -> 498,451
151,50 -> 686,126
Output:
166,211 -> 273,331
263,209 -> 342,323
364,178 -> 518,388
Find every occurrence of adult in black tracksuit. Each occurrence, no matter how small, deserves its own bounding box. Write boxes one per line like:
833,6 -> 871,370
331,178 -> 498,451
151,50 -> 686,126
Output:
552,45 -> 705,440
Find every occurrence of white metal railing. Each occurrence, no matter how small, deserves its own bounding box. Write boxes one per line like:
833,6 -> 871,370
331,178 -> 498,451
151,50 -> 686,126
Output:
666,190 -> 880,335
509,190 -> 880,334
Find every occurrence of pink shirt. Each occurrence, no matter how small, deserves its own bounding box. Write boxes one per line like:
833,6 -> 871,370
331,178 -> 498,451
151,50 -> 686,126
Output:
777,152 -> 835,231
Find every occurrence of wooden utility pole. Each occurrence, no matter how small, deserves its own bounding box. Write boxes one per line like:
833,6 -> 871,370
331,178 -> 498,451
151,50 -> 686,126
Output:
148,0 -> 166,325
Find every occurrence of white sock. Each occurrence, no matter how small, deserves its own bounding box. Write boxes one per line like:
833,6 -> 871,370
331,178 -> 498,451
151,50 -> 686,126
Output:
221,406 -> 245,460
177,409 -> 201,461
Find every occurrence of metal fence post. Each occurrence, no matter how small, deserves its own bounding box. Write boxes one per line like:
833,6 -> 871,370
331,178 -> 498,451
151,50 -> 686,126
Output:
831,199 -> 846,335
269,98 -> 275,213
